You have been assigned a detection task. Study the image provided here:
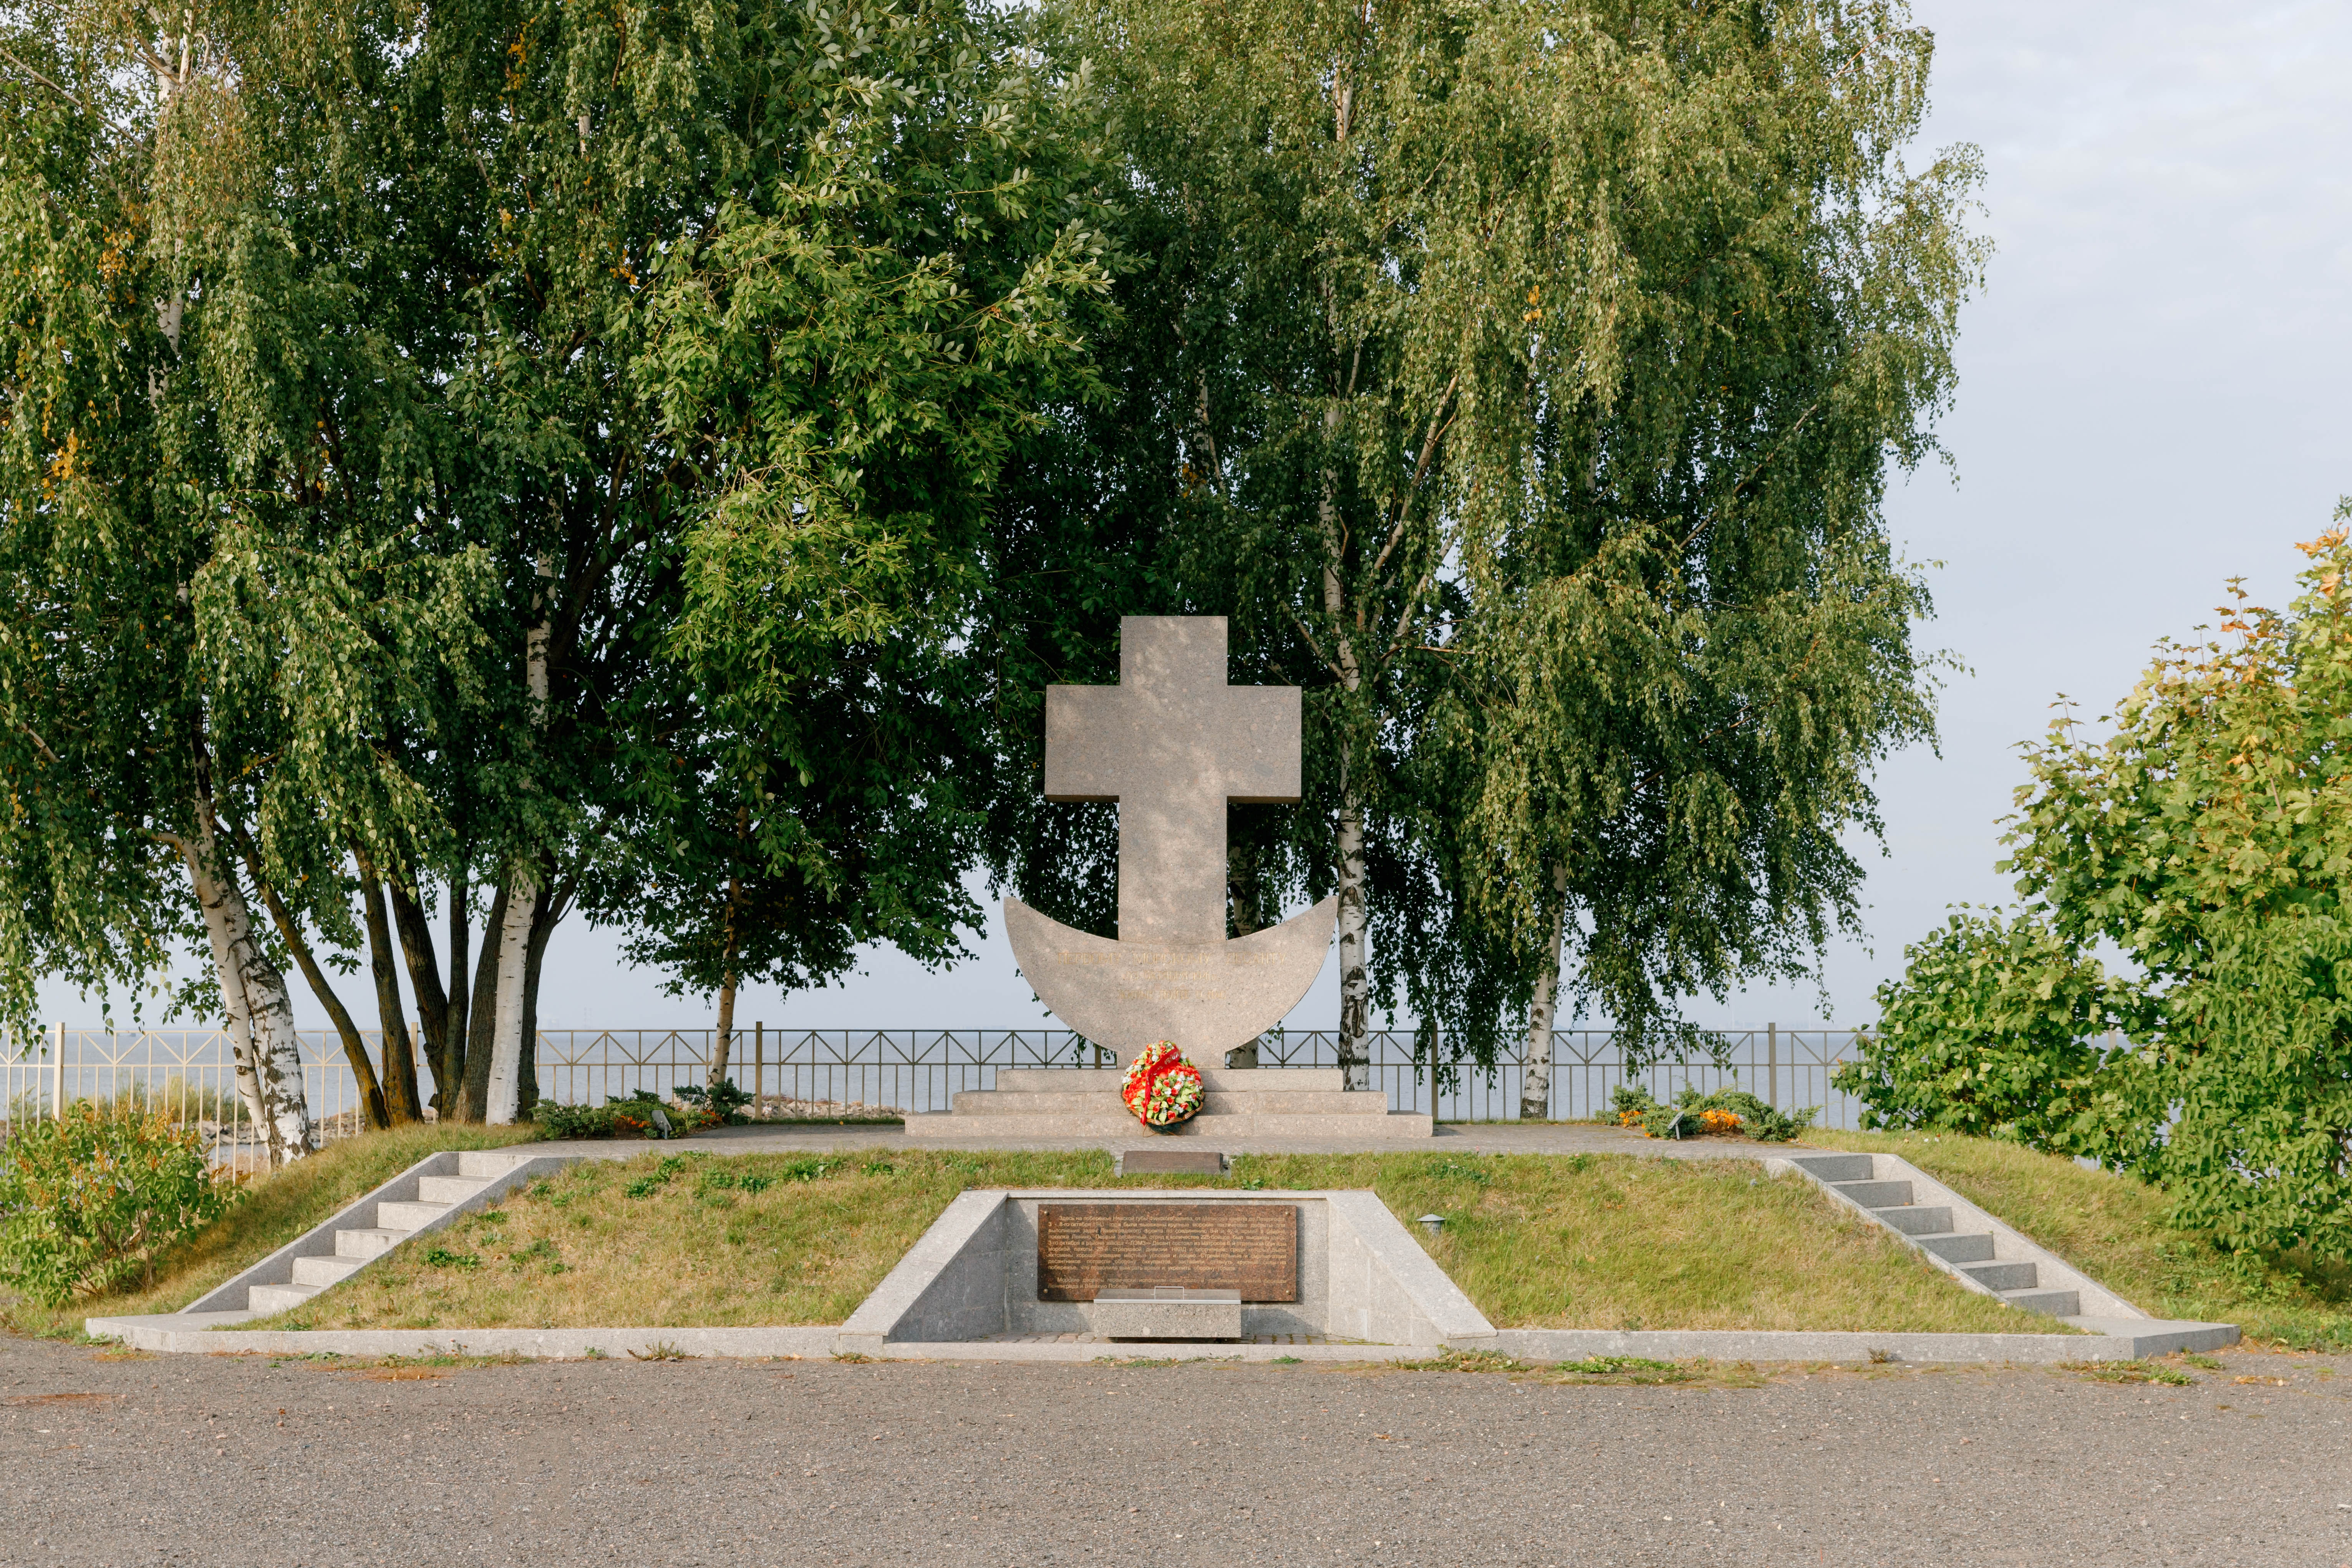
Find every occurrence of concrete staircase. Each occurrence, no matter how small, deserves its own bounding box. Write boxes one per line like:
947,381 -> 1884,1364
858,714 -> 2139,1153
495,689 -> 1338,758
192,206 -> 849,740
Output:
1769,1151 -> 2142,1323
902,1067 -> 1433,1141
186,1149 -> 573,1319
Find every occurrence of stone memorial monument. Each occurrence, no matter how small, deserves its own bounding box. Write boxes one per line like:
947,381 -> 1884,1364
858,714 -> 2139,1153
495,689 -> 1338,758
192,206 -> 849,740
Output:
904,616 -> 1430,1140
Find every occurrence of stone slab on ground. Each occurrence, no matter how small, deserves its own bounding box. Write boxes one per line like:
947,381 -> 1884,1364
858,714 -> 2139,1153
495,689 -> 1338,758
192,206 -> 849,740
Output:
1495,1321 -> 2240,1365
1089,1290 -> 1245,1340
81,1315 -> 841,1360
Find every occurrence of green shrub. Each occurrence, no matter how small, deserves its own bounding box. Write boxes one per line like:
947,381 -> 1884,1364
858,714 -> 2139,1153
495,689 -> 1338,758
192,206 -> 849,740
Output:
532,1092 -> 717,1141
1607,1084 -> 1815,1142
671,1077 -> 753,1124
1833,907 -> 2157,1165
0,1102 -> 235,1305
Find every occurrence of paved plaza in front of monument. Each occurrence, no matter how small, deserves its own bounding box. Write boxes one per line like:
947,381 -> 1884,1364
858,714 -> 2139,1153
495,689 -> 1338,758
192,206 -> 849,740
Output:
2,1329 -> 2343,1567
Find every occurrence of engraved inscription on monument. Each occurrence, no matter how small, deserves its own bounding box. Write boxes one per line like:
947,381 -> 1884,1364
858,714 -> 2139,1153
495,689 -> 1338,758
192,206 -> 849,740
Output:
1037,1202 -> 1299,1302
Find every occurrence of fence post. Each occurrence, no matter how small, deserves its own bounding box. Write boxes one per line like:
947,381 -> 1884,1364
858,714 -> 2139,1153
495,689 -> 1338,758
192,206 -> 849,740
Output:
51,1021 -> 64,1119
1766,1022 -> 1777,1110
754,1021 -> 764,1112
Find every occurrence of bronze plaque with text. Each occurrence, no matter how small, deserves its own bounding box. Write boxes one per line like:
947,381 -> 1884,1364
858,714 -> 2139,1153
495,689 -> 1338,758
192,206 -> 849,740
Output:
1037,1202 -> 1298,1302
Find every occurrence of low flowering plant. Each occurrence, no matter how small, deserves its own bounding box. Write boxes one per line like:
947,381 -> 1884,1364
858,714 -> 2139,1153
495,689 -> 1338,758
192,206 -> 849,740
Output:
1120,1042 -> 1205,1127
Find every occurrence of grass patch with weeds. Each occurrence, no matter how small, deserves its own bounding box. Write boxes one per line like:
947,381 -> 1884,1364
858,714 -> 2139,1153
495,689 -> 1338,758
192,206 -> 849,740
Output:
2059,1358 -> 2194,1386
1804,1129 -> 2352,1351
2,1122 -> 542,1339
1241,1150 -> 2032,1334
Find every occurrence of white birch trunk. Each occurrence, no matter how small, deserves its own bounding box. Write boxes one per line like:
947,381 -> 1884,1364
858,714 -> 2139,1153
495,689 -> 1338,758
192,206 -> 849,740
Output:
485,557 -> 554,1125
1519,862 -> 1570,1122
1333,799 -> 1371,1091
483,871 -> 535,1124
178,814 -> 316,1164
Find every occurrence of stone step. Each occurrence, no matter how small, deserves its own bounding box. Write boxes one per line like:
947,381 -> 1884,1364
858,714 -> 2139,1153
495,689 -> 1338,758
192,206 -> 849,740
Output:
376,1199 -> 454,1231
902,1110 -> 1436,1140
1784,1153 -> 1875,1183
336,1228 -> 409,1260
2002,1287 -> 2080,1317
247,1283 -> 320,1314
988,1067 -> 1350,1094
456,1150 -> 534,1178
1914,1232 -> 1995,1265
1869,1204 -> 1955,1236
290,1254 -> 367,1288
1831,1179 -> 1914,1209
416,1175 -> 494,1205
947,1089 -> 1392,1117
1963,1260 -> 2040,1293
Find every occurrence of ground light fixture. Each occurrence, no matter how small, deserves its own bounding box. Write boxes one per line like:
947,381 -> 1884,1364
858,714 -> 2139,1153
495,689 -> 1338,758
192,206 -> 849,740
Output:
1417,1214 -> 1445,1236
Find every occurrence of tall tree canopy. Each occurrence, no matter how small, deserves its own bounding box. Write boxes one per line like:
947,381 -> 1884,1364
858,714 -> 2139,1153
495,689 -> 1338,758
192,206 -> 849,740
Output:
0,0 -> 1106,1136
1026,0 -> 1982,1086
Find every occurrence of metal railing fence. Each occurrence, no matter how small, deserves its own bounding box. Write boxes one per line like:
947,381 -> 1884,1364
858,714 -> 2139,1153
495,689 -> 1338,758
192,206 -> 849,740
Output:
3,1023 -> 1875,1164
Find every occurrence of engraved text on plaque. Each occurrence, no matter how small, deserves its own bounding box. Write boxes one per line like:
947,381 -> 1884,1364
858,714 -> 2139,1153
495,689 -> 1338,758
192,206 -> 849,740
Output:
1037,1202 -> 1298,1302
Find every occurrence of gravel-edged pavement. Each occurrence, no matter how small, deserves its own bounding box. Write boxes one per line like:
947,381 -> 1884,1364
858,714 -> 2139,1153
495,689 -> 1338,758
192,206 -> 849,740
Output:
3,1333 -> 2347,1566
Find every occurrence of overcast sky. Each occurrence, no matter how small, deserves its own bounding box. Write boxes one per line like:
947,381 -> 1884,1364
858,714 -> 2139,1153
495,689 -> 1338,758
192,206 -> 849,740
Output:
41,1 -> 2352,1035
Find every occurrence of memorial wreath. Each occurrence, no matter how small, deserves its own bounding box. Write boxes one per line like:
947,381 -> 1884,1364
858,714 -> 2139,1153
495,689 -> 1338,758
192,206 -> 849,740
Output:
1120,1041 -> 1205,1127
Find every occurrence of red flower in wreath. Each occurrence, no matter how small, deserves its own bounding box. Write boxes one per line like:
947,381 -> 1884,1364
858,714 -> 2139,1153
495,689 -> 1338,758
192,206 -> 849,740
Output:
1121,1042 -> 1204,1127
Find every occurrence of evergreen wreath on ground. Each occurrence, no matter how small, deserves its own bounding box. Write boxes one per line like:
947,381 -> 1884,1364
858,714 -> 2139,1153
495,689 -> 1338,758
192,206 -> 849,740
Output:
1609,1085 -> 1817,1143
1121,1042 -> 1205,1127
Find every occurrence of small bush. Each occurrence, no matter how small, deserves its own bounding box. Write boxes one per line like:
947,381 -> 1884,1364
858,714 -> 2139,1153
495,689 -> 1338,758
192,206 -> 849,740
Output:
1608,1085 -> 1815,1143
671,1078 -> 753,1125
532,1092 -> 718,1142
0,1103 -> 235,1305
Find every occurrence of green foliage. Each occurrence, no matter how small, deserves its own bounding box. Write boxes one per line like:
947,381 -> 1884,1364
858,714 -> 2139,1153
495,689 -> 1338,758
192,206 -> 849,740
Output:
1835,907 -> 2158,1164
672,1078 -> 753,1125
1607,1084 -> 1816,1144
420,1246 -> 480,1272
0,1103 -> 233,1305
531,1094 -> 711,1142
1997,516 -> 2352,1260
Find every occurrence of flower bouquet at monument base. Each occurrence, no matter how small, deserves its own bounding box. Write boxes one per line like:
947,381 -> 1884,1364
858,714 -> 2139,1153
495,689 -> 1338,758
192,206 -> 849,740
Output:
1121,1042 -> 1205,1128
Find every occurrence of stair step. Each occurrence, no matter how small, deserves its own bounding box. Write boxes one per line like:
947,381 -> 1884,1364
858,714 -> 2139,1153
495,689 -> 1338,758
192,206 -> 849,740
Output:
290,1255 -> 367,1288
1870,1205 -> 1954,1236
336,1228 -> 409,1260
1786,1153 -> 1876,1183
1964,1260 -> 2040,1292
946,1089 -> 1391,1116
902,1110 -> 1435,1140
416,1175 -> 494,1205
1915,1232 -> 1996,1265
457,1151 -> 532,1178
2001,1287 -> 2080,1317
376,1200 -> 454,1231
1833,1179 -> 1914,1208
247,1283 -> 321,1314
988,1067 -> 1351,1094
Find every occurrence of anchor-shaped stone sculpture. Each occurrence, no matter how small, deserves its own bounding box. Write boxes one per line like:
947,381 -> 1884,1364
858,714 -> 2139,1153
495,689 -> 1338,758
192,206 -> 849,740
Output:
1005,617 -> 1337,1066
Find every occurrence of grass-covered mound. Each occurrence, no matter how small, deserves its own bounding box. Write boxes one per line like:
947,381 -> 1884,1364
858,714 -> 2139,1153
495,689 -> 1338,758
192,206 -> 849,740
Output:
6,1122 -> 543,1341
242,1147 -> 2027,1335
1806,1129 -> 2352,1351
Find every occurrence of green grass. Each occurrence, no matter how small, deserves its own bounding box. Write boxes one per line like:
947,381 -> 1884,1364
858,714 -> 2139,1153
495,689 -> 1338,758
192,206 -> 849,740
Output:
1804,1128 -> 2352,1351
245,1147 -> 2028,1335
3,1122 -> 543,1340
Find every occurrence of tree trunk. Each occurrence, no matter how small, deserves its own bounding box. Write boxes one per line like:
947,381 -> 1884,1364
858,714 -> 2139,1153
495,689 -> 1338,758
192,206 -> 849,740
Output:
484,866 -> 535,1124
1227,833 -> 1262,1069
176,796 -> 315,1166
443,870 -> 473,1116
242,859 -> 390,1134
1519,862 -> 1570,1122
1321,402 -> 1373,1093
386,875 -> 449,1114
712,971 -> 738,1085
710,826 -> 746,1085
354,844 -> 423,1123
457,879 -> 507,1123
487,557 -> 556,1125
519,876 -> 559,1120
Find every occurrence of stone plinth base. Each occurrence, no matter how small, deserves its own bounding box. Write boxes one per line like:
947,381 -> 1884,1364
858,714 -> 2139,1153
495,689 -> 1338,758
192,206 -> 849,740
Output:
902,1067 -> 1433,1142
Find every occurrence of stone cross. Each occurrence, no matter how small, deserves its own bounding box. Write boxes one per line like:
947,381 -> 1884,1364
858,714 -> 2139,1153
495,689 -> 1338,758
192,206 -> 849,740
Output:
1044,617 -> 1300,946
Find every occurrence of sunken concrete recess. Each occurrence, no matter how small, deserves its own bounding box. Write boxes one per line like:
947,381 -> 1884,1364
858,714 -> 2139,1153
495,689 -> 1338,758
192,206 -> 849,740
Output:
833,1188 -> 1494,1353
87,1146 -> 2240,1363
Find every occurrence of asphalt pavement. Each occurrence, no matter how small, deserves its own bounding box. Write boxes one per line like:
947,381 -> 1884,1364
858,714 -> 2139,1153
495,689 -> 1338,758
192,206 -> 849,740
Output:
2,1332 -> 2345,1567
